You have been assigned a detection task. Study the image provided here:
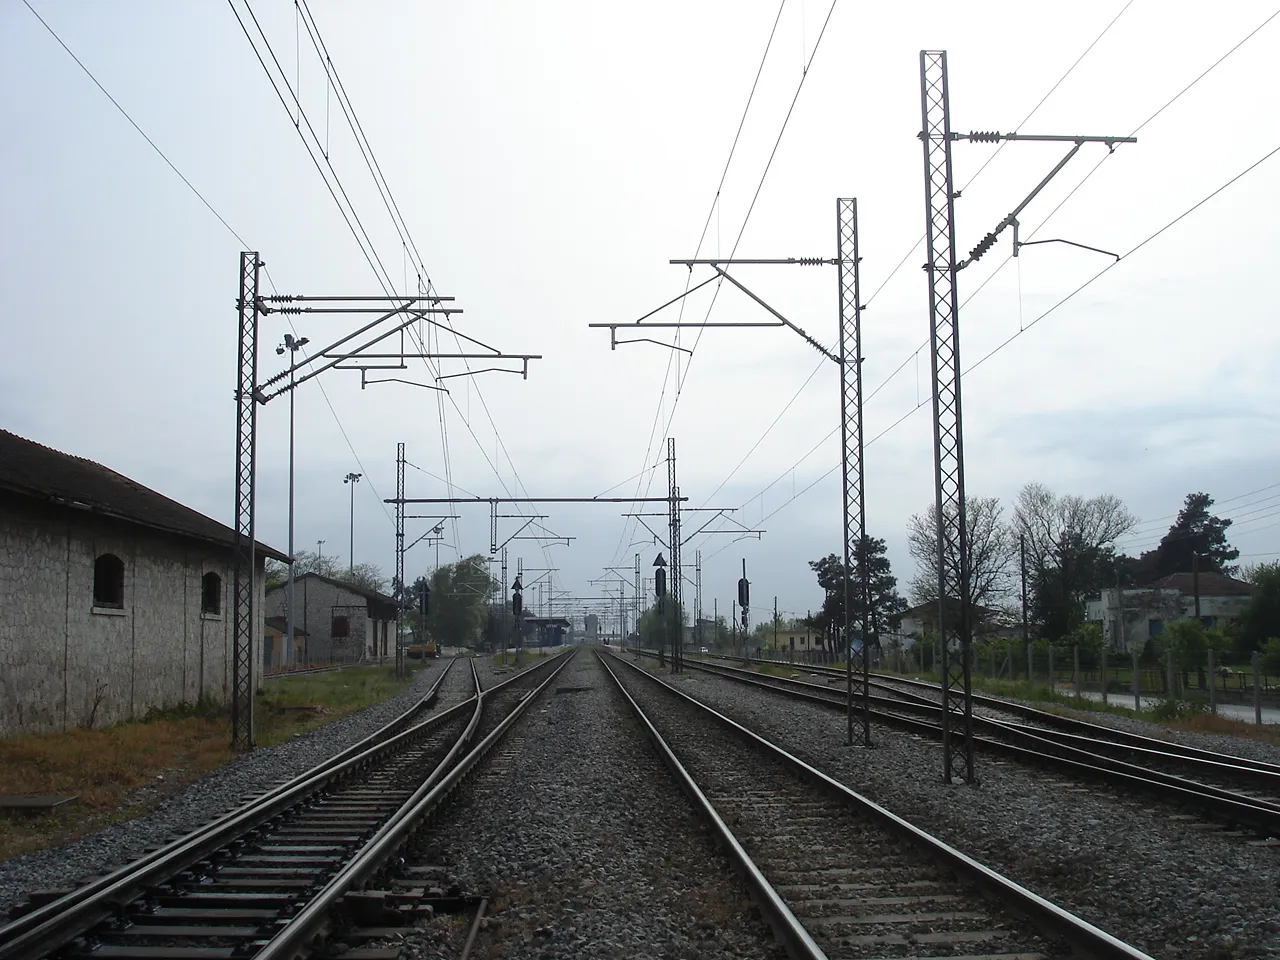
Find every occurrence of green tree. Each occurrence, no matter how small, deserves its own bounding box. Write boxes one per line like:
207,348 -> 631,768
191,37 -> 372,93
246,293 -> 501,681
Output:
1151,492 -> 1238,577
423,555 -> 497,647
1159,619 -> 1209,673
638,597 -> 685,655
1234,562 -> 1280,657
809,536 -> 907,645
1260,638 -> 1280,676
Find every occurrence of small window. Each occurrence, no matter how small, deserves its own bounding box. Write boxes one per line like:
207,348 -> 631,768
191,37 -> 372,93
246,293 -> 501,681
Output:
93,554 -> 124,608
201,572 -> 222,616
331,616 -> 350,638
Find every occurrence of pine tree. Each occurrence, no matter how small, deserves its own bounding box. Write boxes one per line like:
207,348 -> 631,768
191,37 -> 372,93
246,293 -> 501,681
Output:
1153,492 -> 1238,576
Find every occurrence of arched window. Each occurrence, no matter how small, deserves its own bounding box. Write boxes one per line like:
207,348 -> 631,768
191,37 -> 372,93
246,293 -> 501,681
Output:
331,615 -> 350,638
201,572 -> 222,615
93,554 -> 124,608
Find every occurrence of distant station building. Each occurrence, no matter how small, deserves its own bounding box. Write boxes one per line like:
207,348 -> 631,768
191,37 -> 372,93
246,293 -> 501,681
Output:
264,572 -> 397,664
583,613 -> 600,642
0,429 -> 285,736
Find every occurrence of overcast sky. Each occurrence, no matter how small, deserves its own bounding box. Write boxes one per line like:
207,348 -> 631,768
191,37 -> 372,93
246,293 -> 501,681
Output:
3,0 -> 1278,628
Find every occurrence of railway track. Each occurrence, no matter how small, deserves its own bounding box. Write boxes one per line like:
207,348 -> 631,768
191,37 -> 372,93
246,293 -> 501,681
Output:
602,651 -> 1152,960
0,651 -> 574,960
668,652 -> 1280,837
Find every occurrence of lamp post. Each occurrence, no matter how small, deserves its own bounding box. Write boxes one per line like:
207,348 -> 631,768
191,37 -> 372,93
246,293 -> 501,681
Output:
343,472 -> 362,572
275,334 -> 309,667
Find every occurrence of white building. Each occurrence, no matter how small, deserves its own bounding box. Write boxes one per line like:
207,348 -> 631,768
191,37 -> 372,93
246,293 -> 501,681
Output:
1085,572 -> 1253,650
264,572 -> 397,663
0,429 -> 284,736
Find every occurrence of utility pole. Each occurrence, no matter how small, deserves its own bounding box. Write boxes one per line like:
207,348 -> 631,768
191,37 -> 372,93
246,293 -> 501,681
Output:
668,438 -> 684,674
1193,552 -> 1201,620
316,540 -> 325,567
1021,532 -> 1029,682
917,51 -> 1133,783
695,550 -> 703,650
773,596 -> 779,655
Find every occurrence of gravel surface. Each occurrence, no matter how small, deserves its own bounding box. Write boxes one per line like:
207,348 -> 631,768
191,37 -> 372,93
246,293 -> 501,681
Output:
638,657 -> 1280,959
612,659 -> 1072,959
0,657 -> 477,920
396,650 -> 785,960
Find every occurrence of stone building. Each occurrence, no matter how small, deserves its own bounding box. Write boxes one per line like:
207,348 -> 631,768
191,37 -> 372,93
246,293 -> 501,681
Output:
0,429 -> 286,737
264,572 -> 397,663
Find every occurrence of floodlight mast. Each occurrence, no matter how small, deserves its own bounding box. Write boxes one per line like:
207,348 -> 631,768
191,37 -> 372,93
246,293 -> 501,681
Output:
230,253 -> 539,752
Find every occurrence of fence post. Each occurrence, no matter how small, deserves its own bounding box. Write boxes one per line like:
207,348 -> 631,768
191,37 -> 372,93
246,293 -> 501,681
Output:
1073,644 -> 1080,696
1048,645 -> 1055,690
1167,650 -> 1176,701
1254,650 -> 1262,726
1027,642 -> 1032,683
1133,646 -> 1140,712
1101,643 -> 1109,704
1208,648 -> 1217,715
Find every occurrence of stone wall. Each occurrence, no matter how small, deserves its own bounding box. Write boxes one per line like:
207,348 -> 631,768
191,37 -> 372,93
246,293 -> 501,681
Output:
265,575 -> 377,664
0,495 -> 264,736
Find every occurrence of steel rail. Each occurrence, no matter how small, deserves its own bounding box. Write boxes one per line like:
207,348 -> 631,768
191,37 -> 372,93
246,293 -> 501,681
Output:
673,655 -> 1280,833
0,658 -> 460,951
608,653 -> 1154,960
596,652 -> 827,960
708,652 -> 1280,775
255,649 -> 578,959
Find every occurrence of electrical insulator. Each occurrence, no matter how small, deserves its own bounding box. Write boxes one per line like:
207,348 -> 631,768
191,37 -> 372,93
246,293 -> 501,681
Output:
967,232 -> 998,263
654,568 -> 666,598
968,130 -> 1003,143
738,577 -> 750,609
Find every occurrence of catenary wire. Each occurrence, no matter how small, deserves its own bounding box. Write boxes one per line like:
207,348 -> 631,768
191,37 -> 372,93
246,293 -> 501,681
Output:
294,3 -> 563,584
689,0 -> 1135,535
22,0 -> 393,532
615,0 -> 840,567
609,0 -> 790,568
699,143 -> 1280,556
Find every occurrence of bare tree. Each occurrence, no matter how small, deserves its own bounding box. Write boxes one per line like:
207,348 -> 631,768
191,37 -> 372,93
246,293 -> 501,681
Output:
1013,483 -> 1137,637
907,496 -> 1018,618
1013,483 -> 1136,570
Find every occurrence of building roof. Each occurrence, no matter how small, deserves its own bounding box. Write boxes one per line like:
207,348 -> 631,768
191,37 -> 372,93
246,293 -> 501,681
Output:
273,571 -> 398,616
899,599 -> 1001,620
1146,572 -> 1253,597
264,615 -> 309,636
0,429 -> 288,561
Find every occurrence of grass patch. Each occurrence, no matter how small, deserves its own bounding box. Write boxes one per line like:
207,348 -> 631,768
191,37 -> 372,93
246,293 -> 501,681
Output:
255,662 -> 422,747
0,662 -> 424,863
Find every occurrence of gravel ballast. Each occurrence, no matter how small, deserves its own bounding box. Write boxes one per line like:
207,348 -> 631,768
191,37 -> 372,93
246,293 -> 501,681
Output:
0,658 -> 475,919
639,658 -> 1280,959
397,651 -> 785,960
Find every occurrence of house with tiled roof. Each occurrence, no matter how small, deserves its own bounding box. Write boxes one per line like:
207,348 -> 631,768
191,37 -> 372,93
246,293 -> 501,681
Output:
0,429 -> 286,736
